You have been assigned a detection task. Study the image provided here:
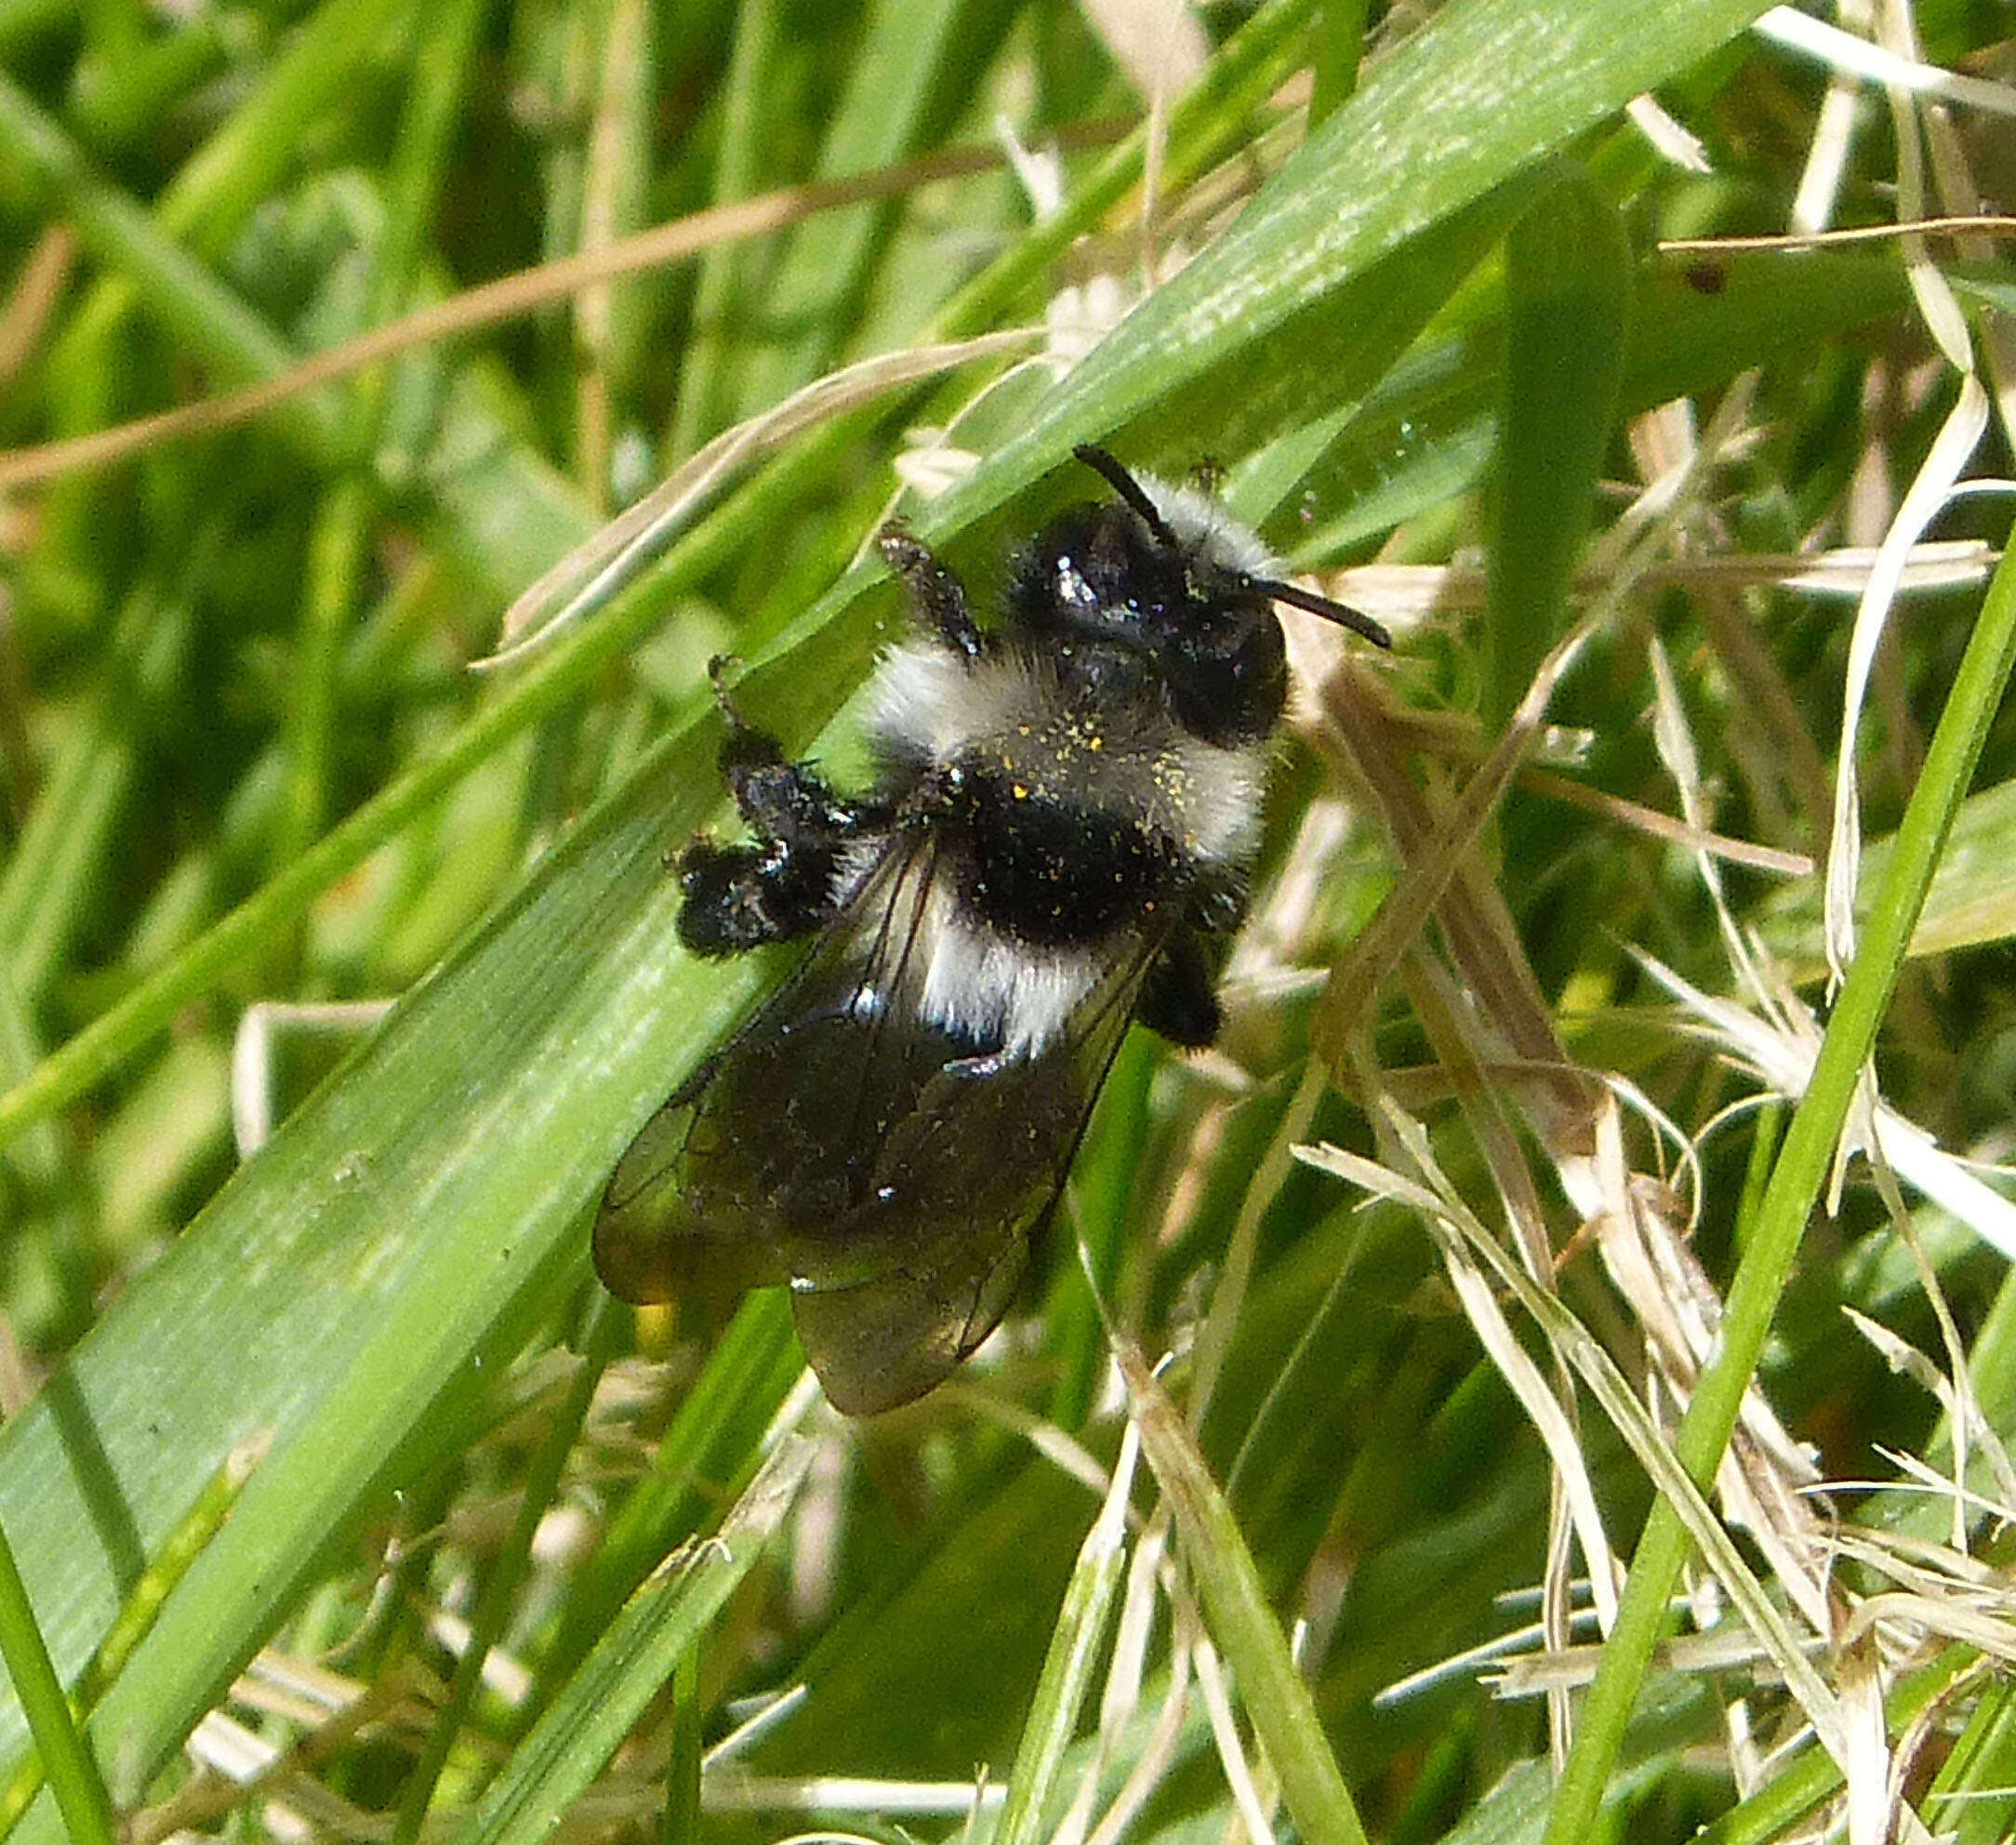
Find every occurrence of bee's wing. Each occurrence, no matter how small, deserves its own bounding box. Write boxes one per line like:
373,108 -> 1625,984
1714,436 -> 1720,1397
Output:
592,832 -> 964,1306
592,1055 -> 782,1300
784,919 -> 1155,1416
594,830 -> 1161,1416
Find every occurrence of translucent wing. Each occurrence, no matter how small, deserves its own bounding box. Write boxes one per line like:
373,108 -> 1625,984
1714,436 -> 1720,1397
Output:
593,832 -> 1158,1414
593,835 -> 961,1301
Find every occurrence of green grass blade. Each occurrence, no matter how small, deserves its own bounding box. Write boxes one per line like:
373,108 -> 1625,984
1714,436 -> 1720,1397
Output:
0,582 -> 185,1004
1121,1347 -> 1370,1845
0,1516 -> 112,1845
732,0 -> 984,416
1541,511 -> 2016,1842
454,1423 -> 818,1845
0,704 -> 770,1836
550,1290 -> 801,1684
665,0 -> 777,460
0,65 -> 321,420
994,1424 -> 1137,1845
1484,163 -> 1629,731
980,0 -> 1775,479
390,1302 -> 619,1845
0,7 -> 1983,1841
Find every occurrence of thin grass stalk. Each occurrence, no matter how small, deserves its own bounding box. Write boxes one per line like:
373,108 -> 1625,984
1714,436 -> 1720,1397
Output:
0,1515 -> 112,1845
546,1291 -> 802,1693
1306,0 -> 1370,126
390,1302 -> 618,1845
0,549 -> 670,1151
1690,1649 -> 1978,1845
0,71 -> 333,443
994,1423 -> 1138,1845
452,1400 -> 819,1845
664,1643 -> 702,1845
274,0 -> 490,880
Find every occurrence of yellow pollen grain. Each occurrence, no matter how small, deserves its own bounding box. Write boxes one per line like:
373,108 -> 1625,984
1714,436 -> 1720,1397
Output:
1013,783 -> 1028,799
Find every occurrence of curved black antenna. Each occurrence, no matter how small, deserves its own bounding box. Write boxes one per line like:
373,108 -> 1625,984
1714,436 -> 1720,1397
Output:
1072,444 -> 1179,551
1074,443 -> 1392,650
1253,576 -> 1392,650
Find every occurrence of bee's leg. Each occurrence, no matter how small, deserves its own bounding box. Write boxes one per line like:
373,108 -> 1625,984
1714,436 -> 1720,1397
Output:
877,525 -> 982,658
1136,865 -> 1249,1045
676,836 -> 842,955
1134,927 -> 1221,1049
705,656 -> 872,843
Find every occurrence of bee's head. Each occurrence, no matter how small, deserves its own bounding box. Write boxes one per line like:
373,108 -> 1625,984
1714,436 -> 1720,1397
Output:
1008,445 -> 1390,747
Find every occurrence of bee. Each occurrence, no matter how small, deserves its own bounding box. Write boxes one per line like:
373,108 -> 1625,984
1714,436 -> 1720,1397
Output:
593,445 -> 1389,1415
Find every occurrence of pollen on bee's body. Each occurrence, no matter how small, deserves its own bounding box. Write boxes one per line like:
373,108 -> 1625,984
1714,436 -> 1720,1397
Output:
597,445 -> 1384,1417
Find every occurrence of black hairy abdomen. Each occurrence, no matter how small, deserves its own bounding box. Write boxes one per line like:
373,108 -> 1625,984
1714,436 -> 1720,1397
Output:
947,767 -> 1184,947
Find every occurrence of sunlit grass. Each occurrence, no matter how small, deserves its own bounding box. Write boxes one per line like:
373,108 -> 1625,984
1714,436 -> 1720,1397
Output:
1,3 -> 2015,1842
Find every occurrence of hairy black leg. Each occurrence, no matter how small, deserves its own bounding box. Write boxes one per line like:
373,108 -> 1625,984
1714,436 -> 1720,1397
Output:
878,525 -> 982,657
705,656 -> 876,842
1134,927 -> 1221,1049
676,837 -> 843,955
1134,866 -> 1246,1044
678,658 -> 888,955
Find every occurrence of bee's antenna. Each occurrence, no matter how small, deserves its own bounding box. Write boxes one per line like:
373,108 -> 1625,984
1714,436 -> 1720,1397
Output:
1253,577 -> 1393,650
1074,443 -> 1391,650
1072,443 -> 1179,551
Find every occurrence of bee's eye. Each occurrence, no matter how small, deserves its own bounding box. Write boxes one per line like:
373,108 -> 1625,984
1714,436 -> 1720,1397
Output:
1049,552 -> 1098,614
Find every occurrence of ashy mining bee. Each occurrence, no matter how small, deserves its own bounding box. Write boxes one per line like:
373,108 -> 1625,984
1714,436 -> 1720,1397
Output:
594,445 -> 1389,1415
